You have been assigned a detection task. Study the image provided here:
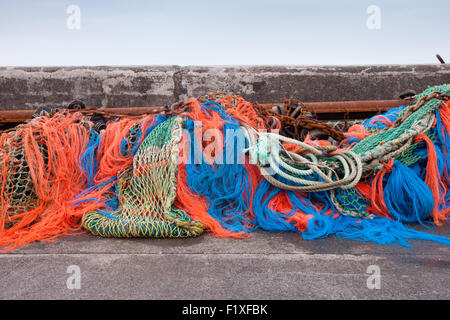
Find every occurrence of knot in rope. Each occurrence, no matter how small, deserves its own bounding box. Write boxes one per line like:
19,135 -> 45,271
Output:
381,158 -> 394,173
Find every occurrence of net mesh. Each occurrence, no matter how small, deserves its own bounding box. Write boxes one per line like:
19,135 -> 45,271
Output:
352,85 -> 450,163
1,128 -> 40,219
82,116 -> 204,237
0,112 -> 93,252
0,87 -> 448,251
336,84 -> 450,215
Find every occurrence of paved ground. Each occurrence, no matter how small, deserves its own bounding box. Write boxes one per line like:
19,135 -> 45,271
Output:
0,224 -> 449,300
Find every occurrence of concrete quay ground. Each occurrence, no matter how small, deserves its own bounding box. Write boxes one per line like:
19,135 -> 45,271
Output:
0,224 -> 448,300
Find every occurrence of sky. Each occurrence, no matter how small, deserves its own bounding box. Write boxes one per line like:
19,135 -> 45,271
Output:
0,0 -> 449,66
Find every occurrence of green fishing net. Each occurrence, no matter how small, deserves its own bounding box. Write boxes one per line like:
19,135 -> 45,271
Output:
336,84 -> 450,216
0,123 -> 45,220
352,84 -> 450,164
82,116 -> 204,238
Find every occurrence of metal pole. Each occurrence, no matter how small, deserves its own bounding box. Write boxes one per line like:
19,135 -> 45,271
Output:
0,99 -> 408,124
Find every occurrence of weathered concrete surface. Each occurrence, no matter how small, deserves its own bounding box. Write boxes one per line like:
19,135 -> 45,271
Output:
0,65 -> 449,110
1,225 -> 448,300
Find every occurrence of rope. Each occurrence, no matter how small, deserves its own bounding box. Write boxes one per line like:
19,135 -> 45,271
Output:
241,123 -> 363,192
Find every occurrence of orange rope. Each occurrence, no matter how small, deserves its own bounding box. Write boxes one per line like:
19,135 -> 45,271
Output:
369,159 -> 394,219
415,133 -> 449,225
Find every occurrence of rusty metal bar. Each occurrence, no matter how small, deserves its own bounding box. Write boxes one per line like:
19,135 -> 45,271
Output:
260,99 -> 407,113
0,99 -> 408,124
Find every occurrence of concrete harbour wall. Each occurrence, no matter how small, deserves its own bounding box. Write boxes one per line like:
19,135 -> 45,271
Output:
0,65 -> 449,110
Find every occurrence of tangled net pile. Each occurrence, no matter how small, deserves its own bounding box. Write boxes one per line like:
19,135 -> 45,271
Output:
1,84 -> 449,252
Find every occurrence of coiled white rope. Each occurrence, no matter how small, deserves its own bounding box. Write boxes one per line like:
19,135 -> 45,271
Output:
240,123 -> 363,192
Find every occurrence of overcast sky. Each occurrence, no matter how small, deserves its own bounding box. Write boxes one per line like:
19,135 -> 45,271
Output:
0,0 -> 448,66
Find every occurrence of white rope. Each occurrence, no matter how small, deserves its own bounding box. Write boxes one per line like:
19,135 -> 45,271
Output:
240,123 -> 363,192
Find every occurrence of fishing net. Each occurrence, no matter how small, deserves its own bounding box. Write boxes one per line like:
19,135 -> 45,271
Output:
0,126 -> 40,218
352,85 -> 450,164
334,85 -> 450,219
82,116 -> 204,238
0,112 -> 92,252
0,86 -> 449,252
